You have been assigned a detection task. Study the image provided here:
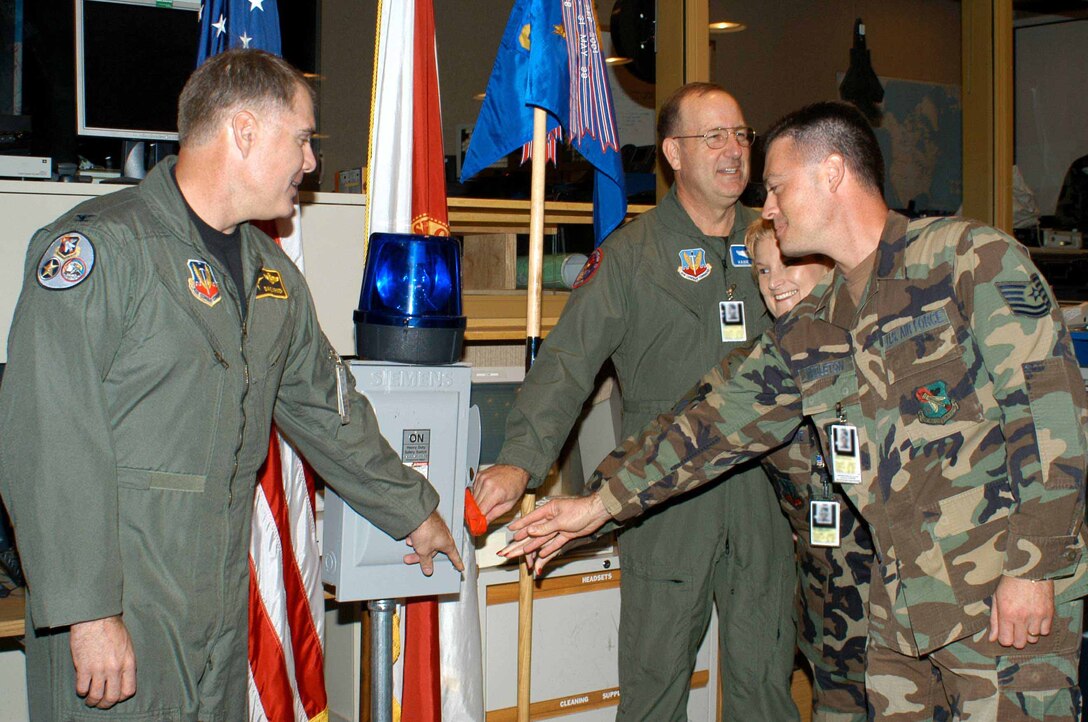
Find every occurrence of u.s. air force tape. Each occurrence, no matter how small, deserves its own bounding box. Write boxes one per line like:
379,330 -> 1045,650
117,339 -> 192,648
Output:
37,232 -> 96,290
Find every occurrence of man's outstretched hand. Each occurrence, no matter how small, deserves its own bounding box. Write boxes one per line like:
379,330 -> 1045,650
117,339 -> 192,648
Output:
498,493 -> 612,575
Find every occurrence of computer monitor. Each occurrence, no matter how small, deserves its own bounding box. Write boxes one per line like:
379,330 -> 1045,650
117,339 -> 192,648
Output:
75,0 -> 201,142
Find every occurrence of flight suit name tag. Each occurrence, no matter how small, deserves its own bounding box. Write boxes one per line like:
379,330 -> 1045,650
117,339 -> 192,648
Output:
255,268 -> 289,299
809,499 -> 841,547
827,423 -> 861,484
719,300 -> 747,342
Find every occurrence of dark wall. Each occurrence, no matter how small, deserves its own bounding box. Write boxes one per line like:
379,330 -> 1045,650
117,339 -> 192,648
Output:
24,0 -> 78,162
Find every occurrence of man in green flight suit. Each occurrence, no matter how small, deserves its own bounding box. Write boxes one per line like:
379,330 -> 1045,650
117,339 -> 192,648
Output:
506,101 -> 1088,721
472,83 -> 798,722
0,50 -> 463,720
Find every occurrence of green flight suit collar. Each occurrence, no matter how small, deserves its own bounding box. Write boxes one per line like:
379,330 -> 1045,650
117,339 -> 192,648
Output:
134,157 -> 290,366
139,156 -> 226,258
654,184 -> 758,244
137,157 -> 280,314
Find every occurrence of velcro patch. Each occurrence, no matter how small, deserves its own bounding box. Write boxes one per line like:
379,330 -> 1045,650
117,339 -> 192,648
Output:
995,274 -> 1052,317
572,248 -> 603,289
799,358 -> 848,384
882,308 -> 950,351
677,247 -> 712,282
255,268 -> 289,299
728,244 -> 752,267
914,380 -> 959,425
37,232 -> 95,290
187,259 -> 221,307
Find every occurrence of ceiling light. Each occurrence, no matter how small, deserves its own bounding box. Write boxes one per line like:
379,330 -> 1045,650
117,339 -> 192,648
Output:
708,21 -> 746,33
605,56 -> 633,66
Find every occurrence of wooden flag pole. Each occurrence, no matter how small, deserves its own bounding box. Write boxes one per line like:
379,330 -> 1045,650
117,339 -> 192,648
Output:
517,106 -> 548,722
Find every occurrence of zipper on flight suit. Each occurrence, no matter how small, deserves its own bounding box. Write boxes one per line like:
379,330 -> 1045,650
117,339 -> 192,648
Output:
229,313 -> 253,505
228,261 -> 265,504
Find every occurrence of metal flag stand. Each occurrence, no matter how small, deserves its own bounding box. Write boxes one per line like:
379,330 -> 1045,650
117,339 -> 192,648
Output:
369,598 -> 396,722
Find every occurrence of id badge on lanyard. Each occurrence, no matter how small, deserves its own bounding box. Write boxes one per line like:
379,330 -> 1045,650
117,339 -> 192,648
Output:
827,403 -> 861,485
809,452 -> 841,548
719,284 -> 747,343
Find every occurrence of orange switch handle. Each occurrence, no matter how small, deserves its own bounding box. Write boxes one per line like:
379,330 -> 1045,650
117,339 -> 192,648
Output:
464,488 -> 488,536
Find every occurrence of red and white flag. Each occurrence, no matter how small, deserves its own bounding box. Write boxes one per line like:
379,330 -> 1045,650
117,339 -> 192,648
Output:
366,1 -> 483,720
249,212 -> 329,722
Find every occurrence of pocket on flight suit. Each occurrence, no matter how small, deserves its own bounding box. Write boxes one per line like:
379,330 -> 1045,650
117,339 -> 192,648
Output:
619,558 -> 696,675
47,626 -> 182,722
720,543 -> 795,687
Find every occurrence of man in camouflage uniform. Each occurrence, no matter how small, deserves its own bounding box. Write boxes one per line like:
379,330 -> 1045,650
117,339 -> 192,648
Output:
474,84 -> 798,721
507,102 -> 1088,721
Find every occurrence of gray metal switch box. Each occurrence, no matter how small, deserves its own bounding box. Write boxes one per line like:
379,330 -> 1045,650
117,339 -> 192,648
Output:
322,361 -> 469,601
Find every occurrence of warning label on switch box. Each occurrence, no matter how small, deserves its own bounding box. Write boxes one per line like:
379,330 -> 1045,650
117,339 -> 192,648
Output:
402,429 -> 431,479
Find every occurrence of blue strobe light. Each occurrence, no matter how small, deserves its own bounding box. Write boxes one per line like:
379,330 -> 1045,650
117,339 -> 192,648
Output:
354,232 -> 466,364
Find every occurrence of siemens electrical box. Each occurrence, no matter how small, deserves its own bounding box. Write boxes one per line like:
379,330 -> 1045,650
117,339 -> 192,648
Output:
322,361 -> 470,601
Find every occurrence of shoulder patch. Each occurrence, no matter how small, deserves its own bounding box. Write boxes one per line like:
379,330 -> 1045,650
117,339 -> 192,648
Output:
995,273 -> 1052,317
572,248 -> 603,289
37,232 -> 96,290
255,267 -> 289,300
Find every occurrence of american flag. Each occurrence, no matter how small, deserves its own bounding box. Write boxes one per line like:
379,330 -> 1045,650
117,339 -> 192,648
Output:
197,0 -> 282,63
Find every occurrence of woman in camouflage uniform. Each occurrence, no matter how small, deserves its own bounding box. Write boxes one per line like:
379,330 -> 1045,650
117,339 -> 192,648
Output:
745,220 -> 874,722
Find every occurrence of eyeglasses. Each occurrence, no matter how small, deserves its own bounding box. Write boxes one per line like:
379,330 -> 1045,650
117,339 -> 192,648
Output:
672,126 -> 756,149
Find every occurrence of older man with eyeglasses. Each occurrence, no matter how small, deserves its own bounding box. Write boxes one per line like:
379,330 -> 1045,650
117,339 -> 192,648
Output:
472,83 -> 798,721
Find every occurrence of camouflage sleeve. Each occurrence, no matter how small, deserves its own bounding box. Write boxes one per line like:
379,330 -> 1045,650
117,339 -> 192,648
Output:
956,224 -> 1088,580
593,331 -> 804,520
496,247 -> 630,486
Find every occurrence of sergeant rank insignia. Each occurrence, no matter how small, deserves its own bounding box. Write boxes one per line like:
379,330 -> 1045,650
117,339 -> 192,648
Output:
914,380 -> 959,425
187,259 -> 221,307
255,268 -> 289,300
678,248 -> 712,282
37,232 -> 95,290
995,273 -> 1051,317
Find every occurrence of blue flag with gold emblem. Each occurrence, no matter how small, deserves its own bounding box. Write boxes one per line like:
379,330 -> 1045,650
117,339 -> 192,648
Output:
461,0 -> 627,245
197,0 -> 282,64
